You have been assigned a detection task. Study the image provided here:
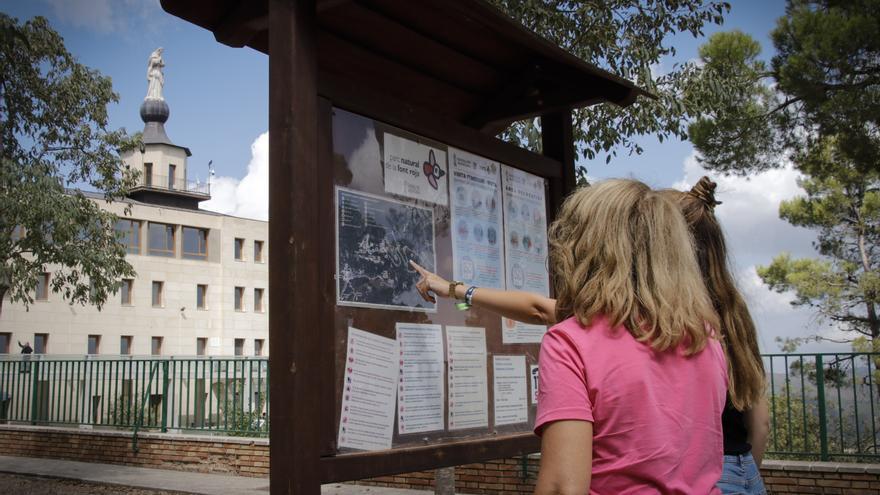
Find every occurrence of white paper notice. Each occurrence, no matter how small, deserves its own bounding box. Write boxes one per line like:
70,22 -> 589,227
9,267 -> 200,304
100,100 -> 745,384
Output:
446,326 -> 488,431
449,148 -> 505,289
338,327 -> 399,451
501,165 -> 550,343
383,133 -> 448,206
530,364 -> 539,405
397,323 -> 445,435
493,355 -> 528,426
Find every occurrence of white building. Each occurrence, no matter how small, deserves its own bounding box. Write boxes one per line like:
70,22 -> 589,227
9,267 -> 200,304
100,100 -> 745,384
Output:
0,84 -> 269,358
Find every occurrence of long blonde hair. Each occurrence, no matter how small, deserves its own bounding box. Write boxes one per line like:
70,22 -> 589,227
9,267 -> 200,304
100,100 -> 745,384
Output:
668,177 -> 766,410
548,179 -> 720,355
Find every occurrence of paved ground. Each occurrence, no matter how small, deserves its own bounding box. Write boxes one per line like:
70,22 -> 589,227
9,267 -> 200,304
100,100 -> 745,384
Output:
0,456 -> 439,495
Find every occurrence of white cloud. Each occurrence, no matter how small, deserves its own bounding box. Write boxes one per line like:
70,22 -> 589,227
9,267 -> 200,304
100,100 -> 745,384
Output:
200,132 -> 268,221
44,0 -> 162,34
673,152 -> 852,352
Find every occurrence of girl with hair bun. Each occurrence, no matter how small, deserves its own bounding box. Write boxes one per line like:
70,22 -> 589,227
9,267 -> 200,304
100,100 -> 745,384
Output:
411,176 -> 769,494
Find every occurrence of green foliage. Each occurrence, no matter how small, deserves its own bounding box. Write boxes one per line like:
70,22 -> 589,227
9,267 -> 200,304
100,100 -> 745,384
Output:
491,1 -> 730,179
0,14 -> 139,314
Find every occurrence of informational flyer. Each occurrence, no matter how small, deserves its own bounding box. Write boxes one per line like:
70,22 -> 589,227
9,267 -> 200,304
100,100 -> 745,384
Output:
449,148 -> 505,289
397,323 -> 445,435
383,133 -> 448,206
493,355 -> 528,426
501,165 -> 550,343
337,327 -> 399,451
336,187 -> 436,312
530,364 -> 539,405
446,326 -> 489,431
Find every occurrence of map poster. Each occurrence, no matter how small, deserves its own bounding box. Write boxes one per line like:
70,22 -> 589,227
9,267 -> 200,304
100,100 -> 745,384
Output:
446,326 -> 489,431
501,165 -> 550,343
336,187 -> 437,312
493,355 -> 528,426
449,148 -> 505,289
397,323 -> 445,435
338,327 -> 399,451
383,133 -> 449,206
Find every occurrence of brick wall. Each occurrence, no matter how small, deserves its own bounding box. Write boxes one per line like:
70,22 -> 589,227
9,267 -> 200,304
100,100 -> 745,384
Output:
0,425 -> 269,477
2,425 -> 879,494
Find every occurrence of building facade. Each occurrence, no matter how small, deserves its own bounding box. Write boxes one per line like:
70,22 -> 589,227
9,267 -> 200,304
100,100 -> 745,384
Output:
1,78 -> 269,358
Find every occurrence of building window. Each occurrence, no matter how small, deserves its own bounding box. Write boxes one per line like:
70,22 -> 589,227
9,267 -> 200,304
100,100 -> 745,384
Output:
254,288 -> 264,313
144,163 -> 153,187
34,334 -> 48,354
0,333 -> 10,354
168,164 -> 176,190
254,339 -> 264,357
151,337 -> 163,356
196,338 -> 207,356
234,238 -> 244,260
88,335 -> 101,355
120,336 -> 132,355
11,226 -> 24,242
197,284 -> 207,310
35,272 -> 50,301
121,279 -> 133,305
152,281 -> 164,308
234,287 -> 245,311
115,219 -> 141,254
254,240 -> 264,263
182,227 -> 208,260
234,338 -> 244,356
148,222 -> 175,257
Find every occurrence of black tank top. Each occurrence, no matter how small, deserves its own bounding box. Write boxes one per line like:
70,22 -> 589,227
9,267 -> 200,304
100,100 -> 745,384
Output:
722,396 -> 751,455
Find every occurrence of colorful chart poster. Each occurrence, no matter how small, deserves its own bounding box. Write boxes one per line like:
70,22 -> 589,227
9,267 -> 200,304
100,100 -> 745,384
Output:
493,355 -> 528,426
530,364 -> 540,405
501,165 -> 550,343
336,187 -> 437,312
338,327 -> 399,451
446,326 -> 489,431
383,133 -> 449,206
449,148 -> 505,289
397,323 -> 445,435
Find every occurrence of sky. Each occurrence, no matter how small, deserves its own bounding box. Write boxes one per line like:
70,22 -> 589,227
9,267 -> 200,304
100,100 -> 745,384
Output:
0,0 -> 851,352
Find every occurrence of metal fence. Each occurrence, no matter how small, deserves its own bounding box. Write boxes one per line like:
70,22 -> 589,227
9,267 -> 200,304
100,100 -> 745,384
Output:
0,353 -> 878,462
0,356 -> 268,438
765,352 -> 880,462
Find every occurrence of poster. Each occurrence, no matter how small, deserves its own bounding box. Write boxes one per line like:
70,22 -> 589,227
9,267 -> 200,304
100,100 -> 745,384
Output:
338,327 -> 399,451
530,364 -> 539,405
501,165 -> 550,343
449,148 -> 505,289
446,326 -> 489,431
397,323 -> 445,434
383,133 -> 449,206
336,187 -> 437,312
493,355 -> 528,426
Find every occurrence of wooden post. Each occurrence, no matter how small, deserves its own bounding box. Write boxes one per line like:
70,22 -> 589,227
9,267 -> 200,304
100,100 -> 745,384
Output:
541,110 -> 577,215
268,0 -> 321,494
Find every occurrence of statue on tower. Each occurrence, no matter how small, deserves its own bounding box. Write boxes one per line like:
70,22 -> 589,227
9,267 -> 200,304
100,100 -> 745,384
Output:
145,47 -> 165,100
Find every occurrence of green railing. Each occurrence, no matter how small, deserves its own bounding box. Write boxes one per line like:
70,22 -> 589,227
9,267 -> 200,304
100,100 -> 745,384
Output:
765,352 -> 880,462
0,356 -> 269,438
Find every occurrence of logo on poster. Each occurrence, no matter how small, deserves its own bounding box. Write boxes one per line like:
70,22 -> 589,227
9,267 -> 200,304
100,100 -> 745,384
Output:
422,149 -> 446,189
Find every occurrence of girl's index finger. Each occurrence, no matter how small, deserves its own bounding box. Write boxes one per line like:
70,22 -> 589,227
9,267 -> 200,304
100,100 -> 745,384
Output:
409,259 -> 426,275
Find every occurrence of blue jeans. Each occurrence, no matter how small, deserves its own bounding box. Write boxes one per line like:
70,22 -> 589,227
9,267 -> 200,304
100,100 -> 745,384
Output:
717,453 -> 767,495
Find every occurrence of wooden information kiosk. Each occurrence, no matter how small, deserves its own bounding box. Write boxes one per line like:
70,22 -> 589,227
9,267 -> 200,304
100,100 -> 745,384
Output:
160,1 -> 647,493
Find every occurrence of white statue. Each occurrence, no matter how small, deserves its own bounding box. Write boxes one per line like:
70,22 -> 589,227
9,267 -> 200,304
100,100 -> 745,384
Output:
145,48 -> 165,100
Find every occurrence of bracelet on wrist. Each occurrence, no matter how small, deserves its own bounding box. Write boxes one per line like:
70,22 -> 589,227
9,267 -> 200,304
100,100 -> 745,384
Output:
449,281 -> 464,300
464,286 -> 478,306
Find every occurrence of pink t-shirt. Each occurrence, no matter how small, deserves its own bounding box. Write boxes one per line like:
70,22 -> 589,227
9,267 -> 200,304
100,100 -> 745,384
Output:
535,315 -> 727,495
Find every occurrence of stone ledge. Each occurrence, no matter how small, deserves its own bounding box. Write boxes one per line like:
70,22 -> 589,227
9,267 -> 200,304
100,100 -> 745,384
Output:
763,459 -> 880,474
0,424 -> 269,446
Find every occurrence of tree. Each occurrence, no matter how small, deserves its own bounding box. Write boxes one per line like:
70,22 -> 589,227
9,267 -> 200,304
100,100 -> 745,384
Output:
491,0 -> 730,179
0,14 -> 139,316
686,1 -> 880,348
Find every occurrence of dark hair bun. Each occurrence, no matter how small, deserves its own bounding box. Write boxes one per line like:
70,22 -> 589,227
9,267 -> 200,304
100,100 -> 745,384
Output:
690,176 -> 722,209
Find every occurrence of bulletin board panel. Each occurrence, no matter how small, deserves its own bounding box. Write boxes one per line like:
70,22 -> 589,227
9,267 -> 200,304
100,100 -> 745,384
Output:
317,92 -> 571,481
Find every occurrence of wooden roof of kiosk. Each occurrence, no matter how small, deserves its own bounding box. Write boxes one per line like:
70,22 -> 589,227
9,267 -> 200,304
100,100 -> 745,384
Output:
159,1 -> 647,494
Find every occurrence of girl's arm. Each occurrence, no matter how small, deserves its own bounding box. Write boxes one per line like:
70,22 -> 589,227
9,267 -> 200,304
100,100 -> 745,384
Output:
534,420 -> 593,495
410,260 -> 558,325
745,398 -> 771,466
